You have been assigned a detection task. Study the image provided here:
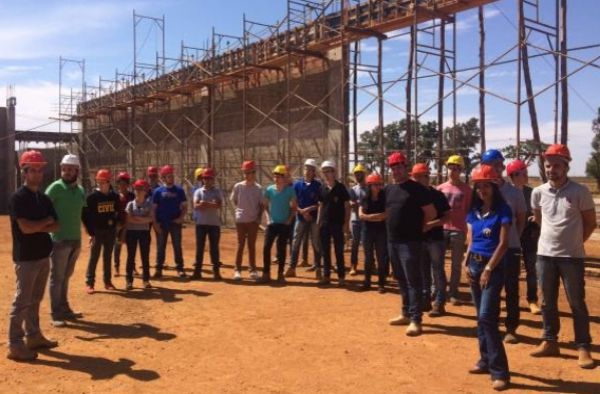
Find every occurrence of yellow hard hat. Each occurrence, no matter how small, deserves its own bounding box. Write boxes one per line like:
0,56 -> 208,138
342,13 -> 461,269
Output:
273,164 -> 287,175
194,167 -> 204,179
446,155 -> 465,168
353,163 -> 367,173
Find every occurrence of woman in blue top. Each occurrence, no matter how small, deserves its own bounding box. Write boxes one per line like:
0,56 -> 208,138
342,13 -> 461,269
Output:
463,164 -> 512,392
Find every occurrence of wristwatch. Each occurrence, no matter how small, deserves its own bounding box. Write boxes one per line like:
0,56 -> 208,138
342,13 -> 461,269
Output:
484,265 -> 493,272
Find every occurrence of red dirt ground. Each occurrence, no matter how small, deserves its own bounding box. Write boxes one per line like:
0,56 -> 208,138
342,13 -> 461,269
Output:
0,216 -> 598,393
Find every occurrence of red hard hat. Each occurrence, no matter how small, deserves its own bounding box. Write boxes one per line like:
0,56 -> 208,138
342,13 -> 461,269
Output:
366,173 -> 384,185
471,164 -> 500,183
543,144 -> 572,162
202,167 -> 216,178
506,160 -> 528,176
160,165 -> 174,176
387,151 -> 408,167
410,163 -> 430,176
241,160 -> 256,171
133,179 -> 149,190
19,150 -> 47,169
117,171 -> 131,182
147,166 -> 159,176
95,169 -> 112,182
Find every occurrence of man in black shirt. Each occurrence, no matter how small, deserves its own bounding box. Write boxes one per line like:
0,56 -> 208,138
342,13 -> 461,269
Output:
317,160 -> 350,286
385,152 -> 436,336
411,163 -> 451,317
8,151 -> 60,361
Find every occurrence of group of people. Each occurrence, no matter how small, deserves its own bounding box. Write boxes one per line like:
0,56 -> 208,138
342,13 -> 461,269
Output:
8,144 -> 596,391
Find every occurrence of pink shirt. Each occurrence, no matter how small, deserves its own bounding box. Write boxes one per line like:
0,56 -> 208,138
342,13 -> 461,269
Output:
437,181 -> 472,233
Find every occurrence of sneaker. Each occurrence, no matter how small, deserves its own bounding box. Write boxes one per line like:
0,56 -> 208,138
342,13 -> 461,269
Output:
389,315 -> 410,326
491,379 -> 509,391
63,311 -> 83,320
52,319 -> 67,328
578,348 -> 595,369
361,283 -> 371,291
529,302 -> 541,315
349,267 -> 357,276
318,277 -> 330,286
429,303 -> 446,317
249,270 -> 260,280
468,364 -> 489,374
233,270 -> 242,281
7,344 -> 37,362
338,278 -> 346,287
25,334 -> 58,350
258,275 -> 271,284
377,286 -> 386,294
503,331 -> 519,344
284,267 -> 296,278
126,282 -> 133,291
449,296 -> 461,306
85,285 -> 95,295
143,281 -> 152,289
177,270 -> 187,279
191,271 -> 202,280
104,282 -> 117,290
152,271 -> 163,279
213,271 -> 222,281
530,341 -> 560,357
406,321 -> 422,337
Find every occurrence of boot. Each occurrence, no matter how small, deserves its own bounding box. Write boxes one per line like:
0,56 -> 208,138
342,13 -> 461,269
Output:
530,341 -> 560,357
492,379 -> 509,391
578,348 -> 595,369
7,344 -> 38,361
25,334 -> 58,350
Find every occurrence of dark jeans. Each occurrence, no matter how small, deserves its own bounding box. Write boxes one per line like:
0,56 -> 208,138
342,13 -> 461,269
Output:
126,230 -> 151,283
263,223 -> 291,278
320,222 -> 346,279
195,225 -> 221,273
362,225 -> 388,287
469,254 -> 510,381
388,241 -> 423,323
537,255 -> 591,349
503,248 -> 521,332
9,258 -> 50,345
521,239 -> 538,303
49,240 -> 81,320
422,239 -> 447,306
113,226 -> 126,270
86,227 -> 116,286
156,222 -> 184,271
350,220 -> 363,267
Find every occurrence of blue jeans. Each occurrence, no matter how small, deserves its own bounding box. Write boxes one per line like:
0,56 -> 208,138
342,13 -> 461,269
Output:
423,240 -> 447,306
503,248 -> 521,332
469,255 -> 510,381
537,255 -> 591,349
290,219 -> 321,269
156,222 -> 184,271
195,225 -> 221,273
263,223 -> 291,278
126,230 -> 151,282
388,241 -> 423,323
350,220 -> 363,267
320,223 -> 346,279
362,225 -> 388,287
49,240 -> 81,320
444,230 -> 466,298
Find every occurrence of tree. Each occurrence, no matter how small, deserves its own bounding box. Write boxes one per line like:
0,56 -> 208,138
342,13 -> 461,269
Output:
585,108 -> 600,191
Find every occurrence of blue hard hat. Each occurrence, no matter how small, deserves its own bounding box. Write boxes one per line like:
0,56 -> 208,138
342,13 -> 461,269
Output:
481,149 -> 505,164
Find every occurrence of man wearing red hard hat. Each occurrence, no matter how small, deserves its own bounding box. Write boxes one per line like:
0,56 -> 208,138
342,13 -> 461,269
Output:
529,144 -> 596,369
8,151 -> 60,361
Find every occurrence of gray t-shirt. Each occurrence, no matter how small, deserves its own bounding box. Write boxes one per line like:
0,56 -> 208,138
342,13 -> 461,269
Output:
125,199 -> 153,231
230,181 -> 263,223
349,184 -> 367,222
193,187 -> 223,226
532,180 -> 595,258
500,180 -> 527,249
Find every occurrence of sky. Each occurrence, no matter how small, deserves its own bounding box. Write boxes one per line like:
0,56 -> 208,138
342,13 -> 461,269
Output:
1,0 -> 599,175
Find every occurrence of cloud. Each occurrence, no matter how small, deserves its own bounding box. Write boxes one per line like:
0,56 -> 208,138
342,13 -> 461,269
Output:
2,80 -> 61,132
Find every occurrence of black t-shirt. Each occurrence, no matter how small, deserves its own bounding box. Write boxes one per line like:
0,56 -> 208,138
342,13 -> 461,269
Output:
385,180 -> 433,242
425,187 -> 451,241
83,190 -> 120,235
361,189 -> 386,231
319,181 -> 350,225
9,186 -> 57,262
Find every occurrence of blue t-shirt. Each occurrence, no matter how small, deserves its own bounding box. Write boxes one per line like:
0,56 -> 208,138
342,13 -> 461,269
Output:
467,202 -> 512,257
152,185 -> 187,227
294,178 -> 321,222
264,185 -> 296,224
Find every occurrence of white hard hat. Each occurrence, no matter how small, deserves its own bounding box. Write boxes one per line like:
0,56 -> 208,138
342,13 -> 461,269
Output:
321,160 -> 336,170
304,158 -> 318,168
60,154 -> 80,168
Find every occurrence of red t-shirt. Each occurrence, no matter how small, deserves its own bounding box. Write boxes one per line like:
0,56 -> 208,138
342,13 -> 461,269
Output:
437,181 -> 472,233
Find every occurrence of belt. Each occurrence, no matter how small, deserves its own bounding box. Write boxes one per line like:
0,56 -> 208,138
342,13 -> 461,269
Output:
470,253 -> 490,263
